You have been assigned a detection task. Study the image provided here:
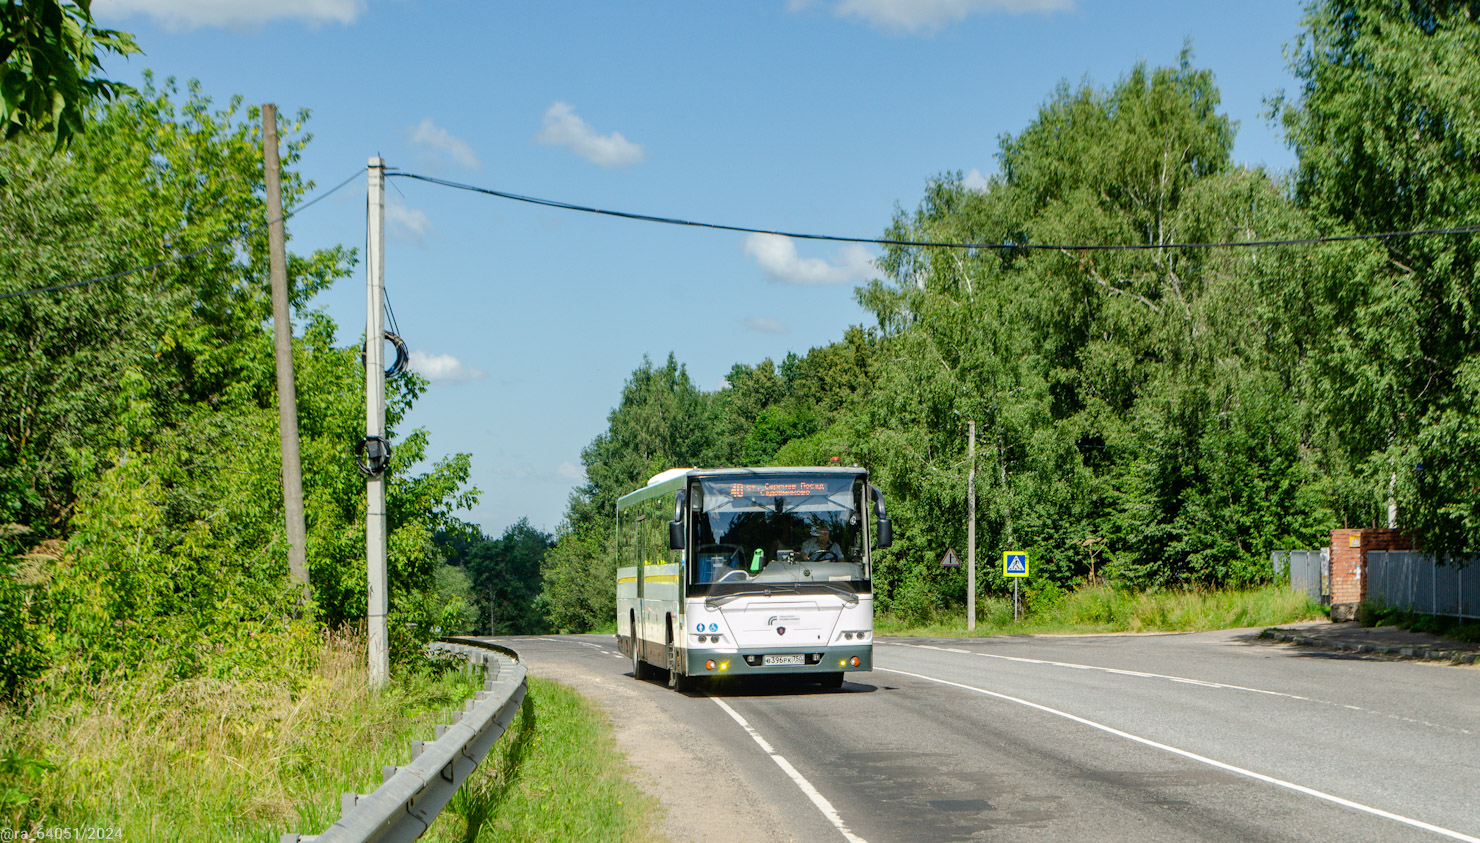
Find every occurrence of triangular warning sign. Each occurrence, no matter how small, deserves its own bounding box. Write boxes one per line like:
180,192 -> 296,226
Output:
940,548 -> 960,567
1004,552 -> 1028,576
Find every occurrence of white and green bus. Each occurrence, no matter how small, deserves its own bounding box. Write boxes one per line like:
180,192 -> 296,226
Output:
616,466 -> 892,691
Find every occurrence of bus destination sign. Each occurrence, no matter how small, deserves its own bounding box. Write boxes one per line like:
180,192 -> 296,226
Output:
727,480 -> 829,498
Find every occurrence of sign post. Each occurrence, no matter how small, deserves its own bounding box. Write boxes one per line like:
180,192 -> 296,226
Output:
940,548 -> 961,567
967,420 -> 975,631
1003,551 -> 1029,621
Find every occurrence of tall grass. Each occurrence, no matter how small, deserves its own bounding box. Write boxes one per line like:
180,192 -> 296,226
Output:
0,632 -> 656,841
434,678 -> 660,843
876,584 -> 1327,637
1,630 -> 480,840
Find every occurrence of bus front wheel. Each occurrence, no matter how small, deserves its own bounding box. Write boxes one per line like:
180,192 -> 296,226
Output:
667,643 -> 695,692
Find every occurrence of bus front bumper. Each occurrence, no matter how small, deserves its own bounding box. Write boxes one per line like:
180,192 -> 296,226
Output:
683,644 -> 872,677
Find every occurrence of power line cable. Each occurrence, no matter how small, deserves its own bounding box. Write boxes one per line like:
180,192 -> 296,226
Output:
390,170 -> 1480,252
0,168 -> 364,301
379,289 -> 409,379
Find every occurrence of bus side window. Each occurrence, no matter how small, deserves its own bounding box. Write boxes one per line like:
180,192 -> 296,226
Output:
668,494 -> 684,566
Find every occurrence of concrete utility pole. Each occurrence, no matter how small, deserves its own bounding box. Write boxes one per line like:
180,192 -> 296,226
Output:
262,104 -> 310,595
967,419 -> 976,632
366,157 -> 389,688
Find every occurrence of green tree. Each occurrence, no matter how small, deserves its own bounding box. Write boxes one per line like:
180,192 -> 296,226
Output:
444,519 -> 552,635
0,0 -> 139,146
704,359 -> 782,465
1278,0 -> 1480,553
861,54 -> 1330,604
544,355 -> 711,632
0,80 -> 476,691
564,354 -> 712,531
0,76 -> 347,543
703,330 -> 878,468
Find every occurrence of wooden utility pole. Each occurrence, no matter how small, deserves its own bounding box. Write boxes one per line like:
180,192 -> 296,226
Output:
366,157 -> 389,688
967,419 -> 976,631
262,104 -> 310,595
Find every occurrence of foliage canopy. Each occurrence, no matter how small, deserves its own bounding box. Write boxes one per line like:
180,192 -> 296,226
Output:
0,0 -> 139,147
0,79 -> 475,698
543,7 -> 1480,628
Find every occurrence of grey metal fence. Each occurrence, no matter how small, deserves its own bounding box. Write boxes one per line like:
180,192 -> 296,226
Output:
1272,549 -> 1328,604
281,639 -> 527,843
1366,551 -> 1480,621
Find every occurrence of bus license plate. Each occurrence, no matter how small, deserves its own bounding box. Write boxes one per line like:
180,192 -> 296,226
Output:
763,654 -> 804,666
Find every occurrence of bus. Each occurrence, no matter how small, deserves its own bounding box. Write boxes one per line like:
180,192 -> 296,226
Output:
616,466 -> 891,691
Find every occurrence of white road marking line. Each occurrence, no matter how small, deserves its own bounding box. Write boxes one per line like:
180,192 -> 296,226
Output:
884,642 -> 1472,735
879,666 -> 1480,843
709,696 -> 867,843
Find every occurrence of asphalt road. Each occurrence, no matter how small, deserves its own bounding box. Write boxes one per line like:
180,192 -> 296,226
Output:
488,630 -> 1480,843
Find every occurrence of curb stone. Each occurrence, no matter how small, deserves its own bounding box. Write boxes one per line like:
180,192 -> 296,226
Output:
1260,628 -> 1480,665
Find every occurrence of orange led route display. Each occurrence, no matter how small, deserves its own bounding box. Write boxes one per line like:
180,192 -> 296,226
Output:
727,480 -> 828,498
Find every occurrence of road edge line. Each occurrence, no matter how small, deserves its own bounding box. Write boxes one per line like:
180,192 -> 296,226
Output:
709,696 -> 867,843
877,667 -> 1480,843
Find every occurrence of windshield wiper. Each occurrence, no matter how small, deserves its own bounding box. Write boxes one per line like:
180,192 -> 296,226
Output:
704,582 -> 801,607
807,582 -> 860,606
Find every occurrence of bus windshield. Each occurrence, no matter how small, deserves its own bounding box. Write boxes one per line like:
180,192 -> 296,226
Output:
690,473 -> 870,591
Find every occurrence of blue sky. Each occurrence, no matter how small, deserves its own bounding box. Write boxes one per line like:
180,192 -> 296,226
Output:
92,0 -> 1308,538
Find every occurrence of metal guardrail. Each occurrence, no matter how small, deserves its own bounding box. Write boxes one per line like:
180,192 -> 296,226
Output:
281,639 -> 527,843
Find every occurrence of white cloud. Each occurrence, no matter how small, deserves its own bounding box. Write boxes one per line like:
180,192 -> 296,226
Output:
409,118 -> 481,170
408,351 -> 486,383
556,461 -> 585,482
830,0 -> 1072,33
743,317 -> 789,335
535,102 -> 645,168
386,198 -> 434,245
963,168 -> 989,191
95,0 -> 363,30
742,234 -> 876,286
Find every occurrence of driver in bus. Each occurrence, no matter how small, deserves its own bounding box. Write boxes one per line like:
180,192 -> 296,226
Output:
801,524 -> 843,561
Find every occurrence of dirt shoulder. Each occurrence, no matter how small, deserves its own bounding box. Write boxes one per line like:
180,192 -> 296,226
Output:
531,659 -> 795,843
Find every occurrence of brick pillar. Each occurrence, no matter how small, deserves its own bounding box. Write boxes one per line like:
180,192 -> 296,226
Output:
1329,528 -> 1413,622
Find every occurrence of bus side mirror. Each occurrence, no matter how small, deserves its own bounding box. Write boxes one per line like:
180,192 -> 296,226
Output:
868,483 -> 892,548
669,519 -> 685,550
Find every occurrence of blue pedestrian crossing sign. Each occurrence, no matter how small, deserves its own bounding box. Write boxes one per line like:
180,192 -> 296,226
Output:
1003,551 -> 1029,578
